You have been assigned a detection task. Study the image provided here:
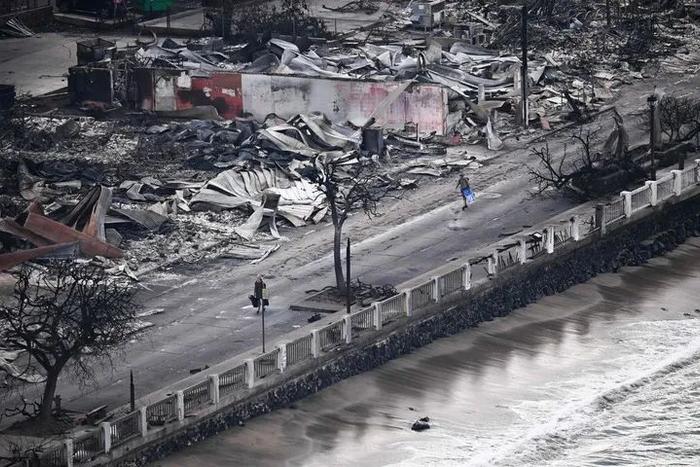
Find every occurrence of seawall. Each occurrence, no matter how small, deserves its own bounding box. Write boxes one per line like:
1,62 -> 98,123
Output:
30,163 -> 700,467
111,179 -> 700,466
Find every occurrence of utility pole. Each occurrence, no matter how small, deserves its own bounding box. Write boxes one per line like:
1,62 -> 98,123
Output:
648,93 -> 658,180
261,306 -> 266,353
606,0 -> 611,27
129,370 -> 135,412
521,0 -> 529,129
346,238 -> 351,314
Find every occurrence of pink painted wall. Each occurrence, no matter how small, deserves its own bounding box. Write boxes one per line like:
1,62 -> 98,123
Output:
138,70 -> 448,135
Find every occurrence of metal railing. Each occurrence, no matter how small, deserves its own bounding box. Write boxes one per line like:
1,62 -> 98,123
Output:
496,245 -> 520,271
579,212 -> 598,238
438,267 -> 464,297
38,444 -> 66,467
656,174 -> 674,201
410,280 -> 435,311
604,198 -> 625,225
254,350 -> 280,380
183,381 -> 210,414
146,394 -> 178,427
552,221 -> 572,247
110,411 -> 140,448
286,335 -> 313,366
681,165 -> 697,189
378,293 -> 406,324
319,320 -> 344,351
47,163 -> 700,467
526,232 -> 546,259
73,429 -> 104,464
219,364 -> 247,396
350,307 -> 374,333
630,185 -> 651,212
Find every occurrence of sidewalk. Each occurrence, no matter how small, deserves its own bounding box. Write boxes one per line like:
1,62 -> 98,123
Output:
3,70 -> 700,430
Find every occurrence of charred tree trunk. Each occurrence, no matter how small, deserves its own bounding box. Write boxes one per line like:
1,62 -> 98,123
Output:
38,369 -> 59,422
333,224 -> 346,293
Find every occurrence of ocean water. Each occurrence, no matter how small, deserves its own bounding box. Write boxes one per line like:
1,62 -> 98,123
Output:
155,239 -> 700,467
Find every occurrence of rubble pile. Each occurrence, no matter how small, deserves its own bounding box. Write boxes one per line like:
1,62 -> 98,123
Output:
3,0 -> 698,276
67,0 -> 700,145
0,107 -> 471,276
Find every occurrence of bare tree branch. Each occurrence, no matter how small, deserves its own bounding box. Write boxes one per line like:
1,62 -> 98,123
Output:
303,153 -> 399,292
0,261 -> 141,423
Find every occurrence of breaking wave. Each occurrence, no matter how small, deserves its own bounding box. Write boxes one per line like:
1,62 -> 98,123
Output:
472,337 -> 700,467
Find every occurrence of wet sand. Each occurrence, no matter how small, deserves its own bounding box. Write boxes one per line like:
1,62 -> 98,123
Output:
154,238 -> 700,467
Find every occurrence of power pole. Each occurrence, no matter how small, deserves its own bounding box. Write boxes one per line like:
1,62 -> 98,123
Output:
648,93 -> 658,180
346,238 -> 351,314
129,370 -> 135,412
521,0 -> 529,129
261,306 -> 266,353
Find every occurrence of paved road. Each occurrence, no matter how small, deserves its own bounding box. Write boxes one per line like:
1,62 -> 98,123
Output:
49,135 -> 583,414
5,58 -> 700,424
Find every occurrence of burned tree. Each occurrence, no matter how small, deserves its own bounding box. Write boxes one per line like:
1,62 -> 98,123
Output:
658,96 -> 700,144
303,154 -> 395,293
229,0 -> 328,42
0,261 -> 140,423
528,111 -> 642,200
528,135 -> 599,201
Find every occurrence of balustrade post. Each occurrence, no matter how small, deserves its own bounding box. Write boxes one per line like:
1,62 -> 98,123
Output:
403,290 -> 412,317
487,252 -> 497,276
371,303 -> 382,331
545,227 -> 555,254
208,374 -> 220,404
245,359 -> 255,388
518,238 -> 527,263
432,276 -> 440,302
176,390 -> 185,420
695,159 -> 700,183
621,191 -> 632,217
311,330 -> 321,356
64,439 -> 74,467
570,216 -> 580,241
463,263 -> 471,290
671,170 -> 683,196
343,315 -> 352,343
139,406 -> 148,437
595,203 -> 606,236
101,422 -> 112,453
277,344 -> 287,371
646,181 -> 657,206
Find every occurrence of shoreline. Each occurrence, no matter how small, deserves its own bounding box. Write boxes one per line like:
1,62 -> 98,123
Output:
155,238 -> 700,466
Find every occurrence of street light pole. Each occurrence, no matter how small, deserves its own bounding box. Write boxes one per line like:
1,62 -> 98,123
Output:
521,0 -> 529,129
129,370 -> 135,412
261,305 -> 266,353
648,93 -> 658,180
346,238 -> 351,314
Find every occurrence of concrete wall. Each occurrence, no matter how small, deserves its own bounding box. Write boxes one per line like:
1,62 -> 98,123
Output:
240,74 -> 447,133
42,164 -> 700,466
114,193 -> 700,467
136,69 -> 449,134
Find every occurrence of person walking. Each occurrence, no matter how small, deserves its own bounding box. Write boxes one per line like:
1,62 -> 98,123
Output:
457,174 -> 473,210
253,275 -> 267,314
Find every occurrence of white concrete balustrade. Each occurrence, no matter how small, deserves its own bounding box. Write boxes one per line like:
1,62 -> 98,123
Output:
42,161 -> 700,466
